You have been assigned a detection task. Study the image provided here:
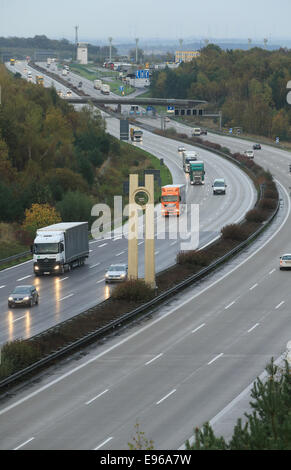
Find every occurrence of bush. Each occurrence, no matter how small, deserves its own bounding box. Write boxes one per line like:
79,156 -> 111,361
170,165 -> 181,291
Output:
221,224 -> 248,242
0,340 -> 41,375
245,209 -> 268,223
177,250 -> 210,267
264,189 -> 277,199
111,279 -> 156,302
56,191 -> 93,223
258,198 -> 277,211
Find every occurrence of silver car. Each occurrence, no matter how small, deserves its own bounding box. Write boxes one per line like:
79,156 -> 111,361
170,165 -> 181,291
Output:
105,264 -> 128,283
279,254 -> 291,270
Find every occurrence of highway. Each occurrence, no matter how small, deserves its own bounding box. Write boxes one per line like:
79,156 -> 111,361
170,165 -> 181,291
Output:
0,62 -> 255,345
1,61 -> 290,451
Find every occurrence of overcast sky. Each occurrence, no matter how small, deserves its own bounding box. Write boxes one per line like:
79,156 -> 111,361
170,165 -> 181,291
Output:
1,0 -> 291,43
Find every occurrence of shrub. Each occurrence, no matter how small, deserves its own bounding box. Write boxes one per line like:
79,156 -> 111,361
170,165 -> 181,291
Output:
177,250 -> 210,267
245,209 -> 268,223
263,189 -> 277,199
56,191 -> 93,223
0,340 -> 41,374
221,224 -> 249,241
111,279 -> 156,302
258,198 -> 277,211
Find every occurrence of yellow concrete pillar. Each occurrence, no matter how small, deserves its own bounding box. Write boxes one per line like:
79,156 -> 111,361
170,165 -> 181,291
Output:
128,175 -> 139,280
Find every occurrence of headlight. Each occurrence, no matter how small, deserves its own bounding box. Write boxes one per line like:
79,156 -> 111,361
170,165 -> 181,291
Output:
8,297 -> 13,301
120,274 -> 126,278
105,274 -> 109,278
23,297 -> 30,301
54,265 -> 60,270
34,266 -> 39,271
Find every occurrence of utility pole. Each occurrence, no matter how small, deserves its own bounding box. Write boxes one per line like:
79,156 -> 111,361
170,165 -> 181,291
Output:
135,38 -> 139,64
75,25 -> 79,61
109,37 -> 113,63
263,38 -> 268,49
248,38 -> 252,49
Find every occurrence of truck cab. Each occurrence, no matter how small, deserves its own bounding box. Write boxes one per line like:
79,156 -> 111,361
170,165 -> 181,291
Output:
161,184 -> 186,217
183,151 -> 198,173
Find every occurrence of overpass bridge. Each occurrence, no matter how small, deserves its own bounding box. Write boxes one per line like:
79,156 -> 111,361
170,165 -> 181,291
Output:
67,97 -> 207,107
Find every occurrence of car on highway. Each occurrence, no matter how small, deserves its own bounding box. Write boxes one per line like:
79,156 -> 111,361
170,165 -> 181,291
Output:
164,117 -> 170,123
212,178 -> 227,195
57,90 -> 63,97
200,129 -> 208,135
105,264 -> 128,283
66,90 -> 72,97
279,254 -> 291,270
244,150 -> 255,159
8,285 -> 39,308
253,143 -> 261,150
78,81 -> 83,88
178,146 -> 186,153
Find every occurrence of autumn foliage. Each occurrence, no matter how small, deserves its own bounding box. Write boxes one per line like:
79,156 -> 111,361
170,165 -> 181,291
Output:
23,203 -> 61,237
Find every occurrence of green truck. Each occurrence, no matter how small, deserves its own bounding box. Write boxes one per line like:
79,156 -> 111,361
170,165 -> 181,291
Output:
190,161 -> 205,185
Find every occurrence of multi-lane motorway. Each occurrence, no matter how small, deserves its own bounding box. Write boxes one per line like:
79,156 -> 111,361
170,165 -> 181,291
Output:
0,61 -> 255,344
0,61 -> 290,450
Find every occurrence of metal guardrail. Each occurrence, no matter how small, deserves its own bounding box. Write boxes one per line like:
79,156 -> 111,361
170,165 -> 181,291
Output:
0,195 -> 280,391
0,251 -> 31,267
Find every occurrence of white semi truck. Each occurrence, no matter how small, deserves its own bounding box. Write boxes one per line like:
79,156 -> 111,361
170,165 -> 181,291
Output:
101,83 -> 110,95
32,222 -> 89,276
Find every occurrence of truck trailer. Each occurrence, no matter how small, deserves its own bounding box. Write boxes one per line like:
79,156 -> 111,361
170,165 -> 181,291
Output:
94,79 -> 102,90
32,222 -> 89,275
161,184 -> 186,217
182,150 -> 198,173
190,161 -> 205,185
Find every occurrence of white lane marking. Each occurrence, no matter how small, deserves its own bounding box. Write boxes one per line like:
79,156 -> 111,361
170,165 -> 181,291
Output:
0,285 -> 5,289
93,437 -> 113,450
225,301 -> 235,310
208,353 -> 224,365
138,242 -> 144,246
98,243 -> 107,248
17,275 -> 32,282
249,283 -> 258,291
192,323 -> 206,334
170,241 -> 177,246
116,251 -> 125,257
155,251 -> 160,255
248,323 -> 260,333
96,279 -> 104,284
85,389 -> 109,405
275,301 -> 285,310
89,263 -> 101,269
0,184 -> 288,419
113,237 -> 122,241
12,315 -> 26,323
59,277 -> 68,282
14,437 -> 34,450
269,269 -> 276,275
145,353 -> 163,366
59,294 -> 74,302
156,389 -> 177,405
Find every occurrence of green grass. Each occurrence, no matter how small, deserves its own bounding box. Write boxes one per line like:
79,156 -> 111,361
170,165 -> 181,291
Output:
69,63 -> 136,96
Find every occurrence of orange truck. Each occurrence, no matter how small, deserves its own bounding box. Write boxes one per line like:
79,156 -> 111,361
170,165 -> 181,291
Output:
161,184 -> 186,216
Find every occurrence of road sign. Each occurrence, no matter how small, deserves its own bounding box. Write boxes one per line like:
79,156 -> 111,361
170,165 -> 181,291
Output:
229,128 -> 233,134
146,106 -> 153,111
135,69 -> 149,79
119,86 -> 124,92
276,137 -> 280,144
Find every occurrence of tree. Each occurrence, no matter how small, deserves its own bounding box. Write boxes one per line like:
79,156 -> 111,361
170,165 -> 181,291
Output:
56,191 -> 93,223
23,203 -> 61,237
186,360 -> 291,450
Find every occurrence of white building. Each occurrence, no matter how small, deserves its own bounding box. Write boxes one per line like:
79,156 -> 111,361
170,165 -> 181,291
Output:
77,43 -> 88,65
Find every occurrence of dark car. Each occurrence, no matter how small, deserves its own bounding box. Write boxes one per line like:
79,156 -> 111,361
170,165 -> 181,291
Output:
8,285 -> 39,308
200,129 -> 208,135
253,143 -> 261,150
78,81 -> 83,88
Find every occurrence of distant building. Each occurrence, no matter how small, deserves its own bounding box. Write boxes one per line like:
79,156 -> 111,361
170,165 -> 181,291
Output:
77,43 -> 88,65
175,50 -> 200,63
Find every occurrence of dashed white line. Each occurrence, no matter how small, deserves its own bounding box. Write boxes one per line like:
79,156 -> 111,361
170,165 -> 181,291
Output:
145,353 -> 163,366
98,243 -> 108,248
155,251 -> 160,255
275,301 -> 285,310
116,251 -> 125,257
85,389 -> 109,405
0,285 -> 5,289
12,315 -> 26,323
17,275 -> 32,282
14,437 -> 34,450
225,301 -> 235,310
96,279 -> 104,284
208,353 -> 224,365
89,263 -> 101,269
156,389 -> 177,405
93,437 -> 113,450
59,277 -> 68,282
192,323 -> 206,334
59,294 -> 74,302
269,269 -> 276,275
249,283 -> 258,291
248,323 -> 260,333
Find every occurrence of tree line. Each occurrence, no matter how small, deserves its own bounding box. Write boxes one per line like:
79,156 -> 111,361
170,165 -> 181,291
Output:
150,45 -> 291,139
